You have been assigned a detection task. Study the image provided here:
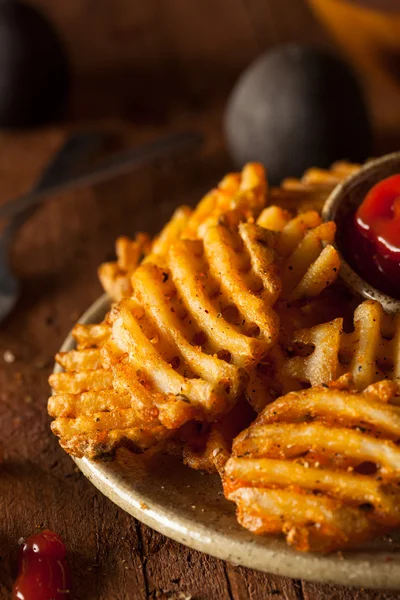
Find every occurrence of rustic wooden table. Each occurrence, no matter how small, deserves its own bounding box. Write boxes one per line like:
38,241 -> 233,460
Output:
1,0 -> 400,598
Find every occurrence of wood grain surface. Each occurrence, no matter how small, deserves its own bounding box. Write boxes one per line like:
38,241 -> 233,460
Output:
1,0 -> 400,598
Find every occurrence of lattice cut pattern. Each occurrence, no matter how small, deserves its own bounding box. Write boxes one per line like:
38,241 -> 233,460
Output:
49,321 -> 168,458
224,380 -> 400,552
104,217 -> 282,431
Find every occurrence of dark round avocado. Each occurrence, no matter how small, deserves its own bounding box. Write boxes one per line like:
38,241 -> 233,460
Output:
0,1 -> 69,128
225,45 -> 372,185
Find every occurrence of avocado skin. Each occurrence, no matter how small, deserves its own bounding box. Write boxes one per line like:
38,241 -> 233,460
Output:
225,45 -> 372,185
0,1 -> 69,128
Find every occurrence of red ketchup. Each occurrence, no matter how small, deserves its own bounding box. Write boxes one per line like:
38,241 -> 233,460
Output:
347,174 -> 400,299
13,530 -> 70,600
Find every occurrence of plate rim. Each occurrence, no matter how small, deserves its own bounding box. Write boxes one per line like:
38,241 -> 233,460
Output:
54,294 -> 400,591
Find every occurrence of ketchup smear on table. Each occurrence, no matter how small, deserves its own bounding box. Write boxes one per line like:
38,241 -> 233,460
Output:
13,529 -> 70,600
346,174 -> 400,299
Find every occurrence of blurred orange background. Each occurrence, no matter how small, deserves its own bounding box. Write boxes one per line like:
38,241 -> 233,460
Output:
309,0 -> 400,139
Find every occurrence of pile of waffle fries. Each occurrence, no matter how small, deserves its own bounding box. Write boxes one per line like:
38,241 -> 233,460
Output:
49,160 -> 400,552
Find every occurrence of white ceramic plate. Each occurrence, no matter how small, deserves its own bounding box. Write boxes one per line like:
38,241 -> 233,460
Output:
54,295 -> 400,590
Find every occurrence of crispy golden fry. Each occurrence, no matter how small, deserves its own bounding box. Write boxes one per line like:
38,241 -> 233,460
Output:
285,163 -> 359,187
283,300 -> 400,389
60,162 -> 344,457
49,320 -> 169,458
179,208 -> 343,446
104,216 -> 281,431
244,209 -> 341,412
245,288 -> 368,414
224,380 -> 400,552
147,178 -> 342,455
50,164 -> 278,458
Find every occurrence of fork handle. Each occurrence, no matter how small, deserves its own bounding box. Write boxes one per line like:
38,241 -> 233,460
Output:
0,132 -> 105,257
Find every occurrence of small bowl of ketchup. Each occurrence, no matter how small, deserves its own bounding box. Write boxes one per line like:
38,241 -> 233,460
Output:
322,151 -> 400,313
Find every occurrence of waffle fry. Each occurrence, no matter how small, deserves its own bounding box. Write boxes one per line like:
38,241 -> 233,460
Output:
283,300 -> 400,389
49,320 -> 169,458
163,203 -> 341,453
104,216 -> 281,431
50,164 -> 278,458
224,380 -> 400,552
244,208 -> 341,412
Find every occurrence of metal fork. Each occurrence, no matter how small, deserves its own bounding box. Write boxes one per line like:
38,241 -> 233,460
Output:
0,132 -> 105,321
0,130 -> 201,322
